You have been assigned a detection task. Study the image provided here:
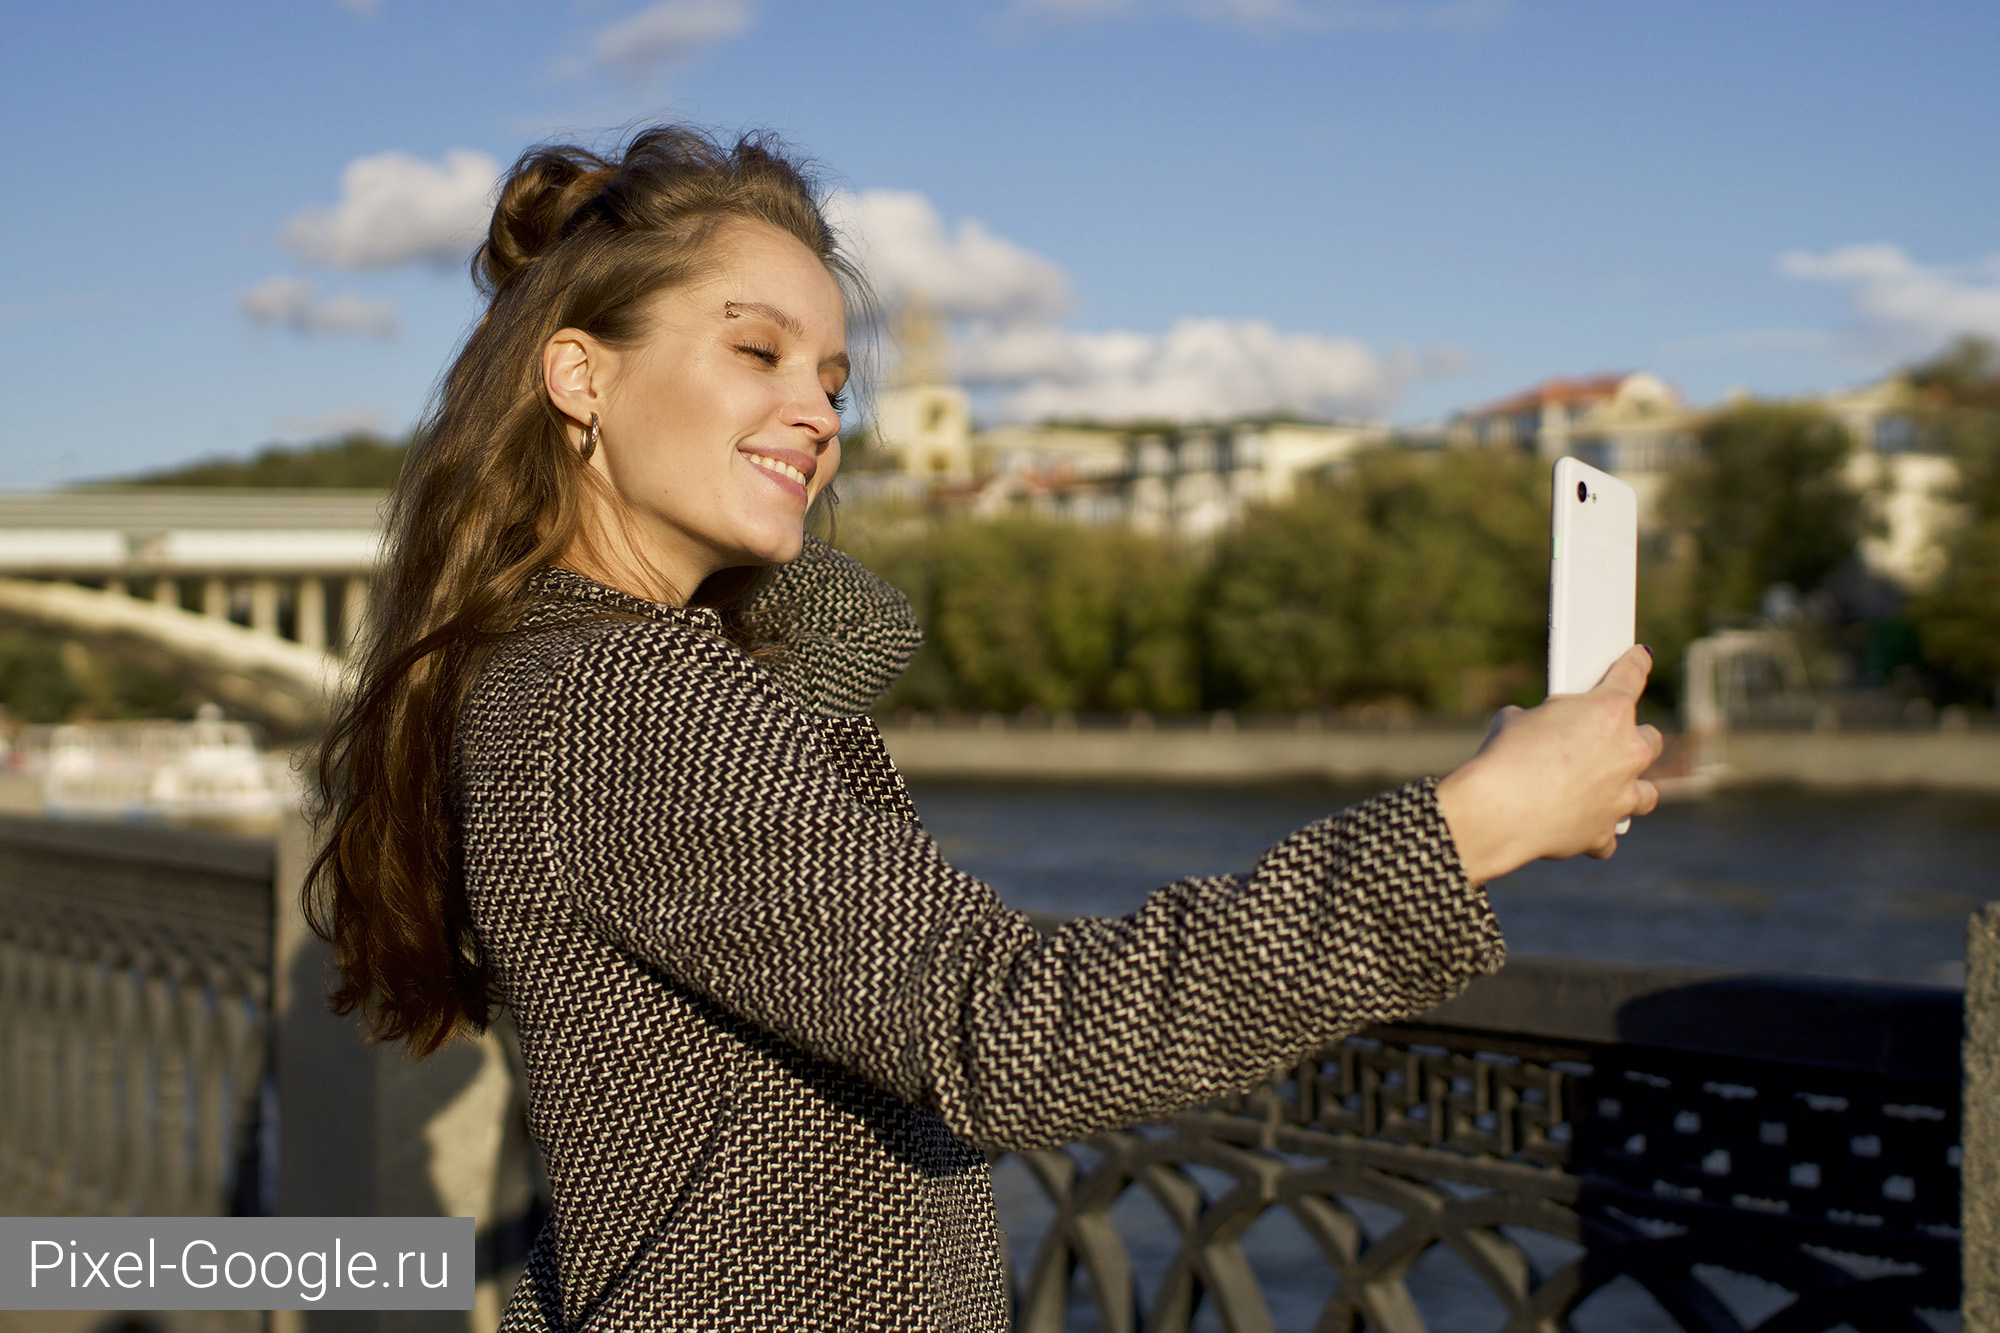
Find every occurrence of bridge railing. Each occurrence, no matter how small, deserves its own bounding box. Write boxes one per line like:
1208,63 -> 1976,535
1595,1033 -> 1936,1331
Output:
0,816 -> 271,1220
0,812 -> 1985,1331
998,934 -> 1966,1331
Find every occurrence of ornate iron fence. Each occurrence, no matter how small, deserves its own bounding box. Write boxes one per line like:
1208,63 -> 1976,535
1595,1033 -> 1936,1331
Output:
0,815 -> 271,1219
994,950 -> 1963,1332
0,817 -> 1973,1331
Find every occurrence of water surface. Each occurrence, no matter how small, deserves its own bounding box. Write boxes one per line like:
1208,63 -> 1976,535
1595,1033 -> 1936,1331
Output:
905,779 -> 1998,984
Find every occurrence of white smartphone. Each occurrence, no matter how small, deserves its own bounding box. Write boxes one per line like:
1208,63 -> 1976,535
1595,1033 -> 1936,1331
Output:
1548,457 -> 1638,832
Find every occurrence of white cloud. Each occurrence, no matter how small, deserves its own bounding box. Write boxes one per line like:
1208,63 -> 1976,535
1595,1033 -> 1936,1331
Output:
827,189 -> 1069,322
240,277 -> 398,339
581,0 -> 753,84
836,186 -> 1442,423
281,149 -> 499,270
964,318 -> 1428,422
1779,244 -> 2000,360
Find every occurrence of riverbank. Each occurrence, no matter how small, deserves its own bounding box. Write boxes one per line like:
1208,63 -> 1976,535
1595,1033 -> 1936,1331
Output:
880,720 -> 2000,792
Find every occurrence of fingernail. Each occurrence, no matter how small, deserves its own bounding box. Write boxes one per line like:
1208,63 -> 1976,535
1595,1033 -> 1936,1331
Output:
1639,644 -> 1654,660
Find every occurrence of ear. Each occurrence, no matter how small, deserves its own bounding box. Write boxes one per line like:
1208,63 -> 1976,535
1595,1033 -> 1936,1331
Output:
543,328 -> 613,430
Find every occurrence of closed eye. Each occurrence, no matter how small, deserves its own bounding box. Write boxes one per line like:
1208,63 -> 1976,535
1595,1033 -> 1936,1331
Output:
827,389 -> 848,414
734,342 -> 780,366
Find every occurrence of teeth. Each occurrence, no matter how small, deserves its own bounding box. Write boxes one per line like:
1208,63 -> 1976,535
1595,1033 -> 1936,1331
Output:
746,454 -> 808,486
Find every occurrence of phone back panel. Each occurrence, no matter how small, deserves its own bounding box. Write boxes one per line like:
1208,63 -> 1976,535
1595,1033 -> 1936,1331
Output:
1548,456 -> 1638,696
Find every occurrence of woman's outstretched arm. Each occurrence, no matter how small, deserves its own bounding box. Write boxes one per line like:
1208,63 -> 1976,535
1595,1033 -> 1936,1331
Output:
525,623 -> 1651,1152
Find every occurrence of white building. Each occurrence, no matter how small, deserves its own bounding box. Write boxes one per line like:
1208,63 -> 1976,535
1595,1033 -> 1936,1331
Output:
1820,378 -> 1963,593
1449,368 -> 1964,593
1448,372 -> 1696,522
970,419 -> 1391,537
869,383 -> 976,481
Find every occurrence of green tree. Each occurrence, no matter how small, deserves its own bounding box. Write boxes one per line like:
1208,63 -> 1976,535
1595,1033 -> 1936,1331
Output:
1909,523 -> 2000,700
108,432 -> 411,488
854,519 -> 1200,714
0,635 -> 197,725
1904,337 -> 2000,700
1203,449 -> 1548,713
1658,403 -> 1863,623
1905,334 -> 2000,413
0,631 -> 83,723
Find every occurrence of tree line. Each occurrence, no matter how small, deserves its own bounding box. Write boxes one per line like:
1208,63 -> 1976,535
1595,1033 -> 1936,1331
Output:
852,337 -> 2000,718
8,338 -> 1997,725
847,448 -> 1553,717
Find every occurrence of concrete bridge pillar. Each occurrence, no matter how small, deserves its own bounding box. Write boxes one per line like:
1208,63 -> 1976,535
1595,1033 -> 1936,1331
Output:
153,576 -> 179,609
203,576 -> 229,620
297,576 -> 326,652
250,576 -> 279,636
345,576 -> 372,651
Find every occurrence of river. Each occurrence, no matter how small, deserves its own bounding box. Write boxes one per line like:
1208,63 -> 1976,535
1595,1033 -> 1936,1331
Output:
903,779 -> 1990,1330
905,779 -> 1999,985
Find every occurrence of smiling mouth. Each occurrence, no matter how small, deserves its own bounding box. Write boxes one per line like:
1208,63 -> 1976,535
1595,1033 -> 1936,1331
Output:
744,453 -> 810,487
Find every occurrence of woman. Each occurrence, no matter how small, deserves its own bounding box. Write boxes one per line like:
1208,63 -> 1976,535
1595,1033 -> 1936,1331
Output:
308,126 -> 1661,1331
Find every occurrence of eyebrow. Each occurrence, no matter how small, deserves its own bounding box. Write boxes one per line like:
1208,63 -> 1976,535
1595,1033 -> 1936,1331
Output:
724,299 -> 804,336
725,299 -> 850,374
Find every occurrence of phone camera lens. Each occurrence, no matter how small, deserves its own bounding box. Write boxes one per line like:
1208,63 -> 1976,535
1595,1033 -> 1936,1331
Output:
1576,481 -> 1588,502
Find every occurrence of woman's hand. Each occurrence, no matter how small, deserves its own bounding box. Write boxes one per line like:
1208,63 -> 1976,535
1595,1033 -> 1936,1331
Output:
1435,645 -> 1664,885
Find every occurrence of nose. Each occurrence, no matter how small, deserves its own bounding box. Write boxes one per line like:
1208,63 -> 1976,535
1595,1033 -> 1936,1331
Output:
784,380 -> 840,447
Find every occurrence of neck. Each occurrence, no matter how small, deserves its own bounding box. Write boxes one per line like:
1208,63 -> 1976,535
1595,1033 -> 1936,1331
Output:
562,507 -> 705,606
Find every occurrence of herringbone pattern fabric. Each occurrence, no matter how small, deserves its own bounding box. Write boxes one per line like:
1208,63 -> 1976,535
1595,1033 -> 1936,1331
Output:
457,539 -> 1504,1331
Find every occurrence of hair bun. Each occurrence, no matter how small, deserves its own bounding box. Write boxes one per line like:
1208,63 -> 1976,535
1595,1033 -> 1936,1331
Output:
475,146 -> 616,295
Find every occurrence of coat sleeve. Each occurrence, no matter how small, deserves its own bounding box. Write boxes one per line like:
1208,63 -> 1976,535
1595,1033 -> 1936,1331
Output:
540,623 -> 1504,1153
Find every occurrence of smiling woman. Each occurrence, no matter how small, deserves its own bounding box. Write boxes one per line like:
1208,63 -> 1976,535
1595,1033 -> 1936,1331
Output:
543,228 -> 851,599
302,124 -> 1659,1332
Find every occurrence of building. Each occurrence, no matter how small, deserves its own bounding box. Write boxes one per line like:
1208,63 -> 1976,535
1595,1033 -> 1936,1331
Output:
1821,377 -> 1962,593
866,295 -> 976,481
969,419 -> 1391,537
870,383 -> 975,480
1449,372 -> 1696,522
1450,367 -> 1963,594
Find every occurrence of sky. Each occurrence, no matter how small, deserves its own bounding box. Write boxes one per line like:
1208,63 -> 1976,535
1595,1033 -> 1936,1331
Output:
2,0 -> 1996,487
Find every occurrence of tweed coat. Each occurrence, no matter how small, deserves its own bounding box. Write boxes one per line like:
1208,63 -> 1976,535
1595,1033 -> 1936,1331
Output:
457,536 -> 1505,1332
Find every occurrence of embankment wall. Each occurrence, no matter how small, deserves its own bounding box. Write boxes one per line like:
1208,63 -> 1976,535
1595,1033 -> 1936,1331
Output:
881,723 -> 2000,792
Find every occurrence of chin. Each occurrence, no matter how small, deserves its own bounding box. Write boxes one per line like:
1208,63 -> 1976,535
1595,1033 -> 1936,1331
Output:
734,524 -> 807,568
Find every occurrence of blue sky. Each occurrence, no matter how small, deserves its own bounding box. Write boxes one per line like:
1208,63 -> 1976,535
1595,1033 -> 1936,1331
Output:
2,0 -> 1996,486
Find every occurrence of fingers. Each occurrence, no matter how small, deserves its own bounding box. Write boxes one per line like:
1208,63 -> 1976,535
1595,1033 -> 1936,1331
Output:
1636,723 -> 1665,761
1586,833 -> 1618,860
1631,777 -> 1660,819
1479,704 -> 1524,748
1590,644 -> 1655,704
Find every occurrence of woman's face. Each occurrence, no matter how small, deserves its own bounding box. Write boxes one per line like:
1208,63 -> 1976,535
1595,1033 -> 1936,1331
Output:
549,220 -> 849,599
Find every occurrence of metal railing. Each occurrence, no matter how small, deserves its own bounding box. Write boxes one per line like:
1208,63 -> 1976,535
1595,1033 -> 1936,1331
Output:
994,951 -> 1963,1331
0,816 -> 271,1219
0,814 -> 1977,1331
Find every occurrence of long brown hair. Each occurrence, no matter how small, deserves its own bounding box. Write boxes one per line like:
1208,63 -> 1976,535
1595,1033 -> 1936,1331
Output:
306,126 -> 866,1056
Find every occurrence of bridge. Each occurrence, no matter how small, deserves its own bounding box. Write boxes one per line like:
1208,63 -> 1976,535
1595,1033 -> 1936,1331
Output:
0,490 -> 385,735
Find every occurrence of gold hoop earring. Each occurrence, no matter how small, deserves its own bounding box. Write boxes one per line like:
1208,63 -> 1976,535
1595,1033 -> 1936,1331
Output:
580,413 -> 600,462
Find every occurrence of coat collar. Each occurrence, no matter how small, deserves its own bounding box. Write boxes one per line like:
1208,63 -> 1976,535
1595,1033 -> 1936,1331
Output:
525,567 -> 725,636
524,539 -> 922,717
